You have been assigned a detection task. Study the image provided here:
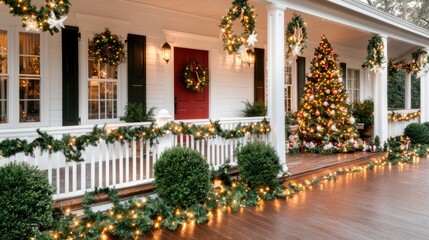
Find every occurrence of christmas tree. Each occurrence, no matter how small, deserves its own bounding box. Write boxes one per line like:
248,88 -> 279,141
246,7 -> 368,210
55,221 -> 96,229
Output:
297,35 -> 358,144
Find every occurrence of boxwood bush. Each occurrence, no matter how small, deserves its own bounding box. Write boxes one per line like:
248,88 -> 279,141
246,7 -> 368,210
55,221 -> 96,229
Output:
236,141 -> 282,188
154,147 -> 210,208
404,123 -> 429,144
0,162 -> 54,240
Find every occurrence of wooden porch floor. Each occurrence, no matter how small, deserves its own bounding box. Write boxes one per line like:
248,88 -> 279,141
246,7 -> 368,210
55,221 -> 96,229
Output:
146,155 -> 429,239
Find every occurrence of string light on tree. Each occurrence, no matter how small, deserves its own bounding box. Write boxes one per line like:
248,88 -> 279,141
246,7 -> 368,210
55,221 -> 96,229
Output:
297,35 -> 358,144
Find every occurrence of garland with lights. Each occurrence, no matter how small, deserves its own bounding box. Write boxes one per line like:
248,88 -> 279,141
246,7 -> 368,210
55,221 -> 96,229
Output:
39,135 -> 426,239
285,13 -> 308,59
0,119 -> 270,161
219,0 -> 257,55
362,35 -> 385,72
408,48 -> 428,73
1,0 -> 70,34
388,110 -> 421,122
180,61 -> 209,92
89,28 -> 126,66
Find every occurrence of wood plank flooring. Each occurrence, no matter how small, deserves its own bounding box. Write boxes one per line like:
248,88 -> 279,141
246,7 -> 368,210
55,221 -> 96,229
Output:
146,157 -> 429,239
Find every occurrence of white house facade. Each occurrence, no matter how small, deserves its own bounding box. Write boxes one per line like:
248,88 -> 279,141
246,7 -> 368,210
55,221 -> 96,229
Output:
0,0 -> 428,199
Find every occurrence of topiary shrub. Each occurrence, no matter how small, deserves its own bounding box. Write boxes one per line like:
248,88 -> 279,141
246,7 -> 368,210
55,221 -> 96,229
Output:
422,121 -> 429,130
0,162 -> 54,240
236,141 -> 282,188
154,147 -> 210,208
404,123 -> 429,144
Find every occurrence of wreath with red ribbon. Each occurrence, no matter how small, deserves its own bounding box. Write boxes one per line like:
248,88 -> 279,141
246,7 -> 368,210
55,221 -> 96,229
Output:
180,61 -> 209,92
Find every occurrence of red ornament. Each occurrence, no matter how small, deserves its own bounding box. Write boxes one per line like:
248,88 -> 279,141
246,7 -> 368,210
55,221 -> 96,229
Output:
333,89 -> 338,95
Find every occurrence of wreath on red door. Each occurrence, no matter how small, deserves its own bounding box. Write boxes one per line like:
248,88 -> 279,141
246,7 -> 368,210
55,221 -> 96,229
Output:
180,61 -> 209,92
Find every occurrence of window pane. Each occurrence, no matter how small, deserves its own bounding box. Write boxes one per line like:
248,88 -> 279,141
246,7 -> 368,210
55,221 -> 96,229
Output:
100,82 -> 106,99
0,76 -> 7,123
19,100 -> 39,122
88,81 -> 99,100
88,101 -> 99,119
20,56 -> 40,74
106,100 -> 113,118
0,54 -> 7,74
19,32 -> 40,55
19,79 -> 40,99
100,101 -> 106,119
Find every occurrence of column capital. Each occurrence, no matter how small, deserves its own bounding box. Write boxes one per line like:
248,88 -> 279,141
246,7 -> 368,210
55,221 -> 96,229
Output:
265,0 -> 287,11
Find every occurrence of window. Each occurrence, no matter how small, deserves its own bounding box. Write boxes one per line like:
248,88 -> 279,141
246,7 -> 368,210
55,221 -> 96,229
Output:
87,39 -> 118,120
285,63 -> 292,112
346,68 -> 360,104
0,30 -> 7,123
19,32 -> 40,122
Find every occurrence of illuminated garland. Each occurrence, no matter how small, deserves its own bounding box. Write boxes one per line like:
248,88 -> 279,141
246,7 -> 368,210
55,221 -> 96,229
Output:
89,28 -> 126,66
388,110 -> 421,122
180,61 -> 209,92
1,0 -> 70,34
362,35 -> 385,72
408,48 -> 428,73
41,136 -> 425,239
219,0 -> 257,55
0,119 -> 270,161
285,13 -> 307,59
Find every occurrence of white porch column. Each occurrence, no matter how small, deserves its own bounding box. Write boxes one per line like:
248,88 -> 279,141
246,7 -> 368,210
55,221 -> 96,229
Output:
266,3 -> 287,172
404,72 -> 412,110
419,47 -> 429,122
373,36 -> 389,143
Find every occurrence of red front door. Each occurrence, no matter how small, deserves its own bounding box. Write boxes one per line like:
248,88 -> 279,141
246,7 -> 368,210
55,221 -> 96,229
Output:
174,47 -> 209,120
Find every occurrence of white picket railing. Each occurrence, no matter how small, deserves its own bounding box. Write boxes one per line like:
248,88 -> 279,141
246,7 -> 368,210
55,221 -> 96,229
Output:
0,117 -> 269,200
387,109 -> 420,137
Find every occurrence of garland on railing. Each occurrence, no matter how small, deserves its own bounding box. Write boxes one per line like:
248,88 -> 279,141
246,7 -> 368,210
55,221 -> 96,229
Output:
362,35 -> 385,72
388,110 -> 421,122
0,119 -> 270,162
40,136 -> 426,239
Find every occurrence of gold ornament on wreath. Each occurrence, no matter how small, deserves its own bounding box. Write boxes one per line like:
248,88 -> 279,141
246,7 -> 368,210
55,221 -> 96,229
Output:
1,0 -> 71,34
180,61 -> 209,92
285,13 -> 308,59
219,0 -> 257,55
89,28 -> 126,67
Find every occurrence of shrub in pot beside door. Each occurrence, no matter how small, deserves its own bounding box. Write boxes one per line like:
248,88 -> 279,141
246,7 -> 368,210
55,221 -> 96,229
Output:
352,99 -> 374,139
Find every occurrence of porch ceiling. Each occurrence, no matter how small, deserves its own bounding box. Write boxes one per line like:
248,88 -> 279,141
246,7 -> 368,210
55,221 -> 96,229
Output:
124,0 -> 419,58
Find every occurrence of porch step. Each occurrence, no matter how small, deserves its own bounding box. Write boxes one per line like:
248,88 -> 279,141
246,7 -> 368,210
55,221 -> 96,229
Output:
55,151 -> 387,213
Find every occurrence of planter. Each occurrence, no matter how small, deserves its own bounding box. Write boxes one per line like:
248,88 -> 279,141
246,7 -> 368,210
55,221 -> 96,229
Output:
361,125 -> 373,138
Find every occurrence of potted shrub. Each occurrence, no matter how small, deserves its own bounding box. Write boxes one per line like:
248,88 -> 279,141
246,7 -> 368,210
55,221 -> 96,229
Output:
352,98 -> 374,138
241,100 -> 266,117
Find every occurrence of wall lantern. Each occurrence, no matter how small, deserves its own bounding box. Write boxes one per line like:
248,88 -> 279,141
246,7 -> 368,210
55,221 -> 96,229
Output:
246,49 -> 255,66
162,42 -> 171,63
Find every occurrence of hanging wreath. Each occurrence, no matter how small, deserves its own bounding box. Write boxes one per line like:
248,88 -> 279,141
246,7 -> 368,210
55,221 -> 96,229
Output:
408,48 -> 428,73
89,28 -> 126,66
2,0 -> 70,34
219,0 -> 257,55
362,35 -> 385,72
285,13 -> 308,59
180,61 -> 209,92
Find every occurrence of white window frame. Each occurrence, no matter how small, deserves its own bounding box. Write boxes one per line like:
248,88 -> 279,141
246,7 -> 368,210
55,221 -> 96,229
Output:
0,25 -> 49,129
346,68 -> 360,104
80,31 -> 123,126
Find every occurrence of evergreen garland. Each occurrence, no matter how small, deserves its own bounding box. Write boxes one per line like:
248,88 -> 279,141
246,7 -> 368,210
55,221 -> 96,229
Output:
408,48 -> 428,73
1,0 -> 70,34
0,119 -> 270,161
362,35 -> 385,72
89,28 -> 126,66
285,13 -> 308,59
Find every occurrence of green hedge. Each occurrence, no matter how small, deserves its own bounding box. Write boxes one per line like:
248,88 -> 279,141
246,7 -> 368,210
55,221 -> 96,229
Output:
0,162 -> 54,240
154,147 -> 210,208
404,123 -> 429,144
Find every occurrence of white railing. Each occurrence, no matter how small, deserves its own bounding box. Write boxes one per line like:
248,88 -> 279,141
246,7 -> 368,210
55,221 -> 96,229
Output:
387,109 -> 420,137
0,117 -> 269,200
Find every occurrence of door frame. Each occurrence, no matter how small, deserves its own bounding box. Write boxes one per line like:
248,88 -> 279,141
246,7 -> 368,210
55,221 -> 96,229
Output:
162,30 -> 219,120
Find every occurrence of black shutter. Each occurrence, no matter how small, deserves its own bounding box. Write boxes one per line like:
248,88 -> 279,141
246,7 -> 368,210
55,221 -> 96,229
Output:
254,48 -> 265,103
296,56 -> 306,104
340,62 -> 347,81
127,34 -> 146,107
62,26 -> 79,126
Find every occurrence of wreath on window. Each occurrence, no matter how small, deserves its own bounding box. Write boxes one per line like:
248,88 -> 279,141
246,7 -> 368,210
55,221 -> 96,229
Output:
89,28 -> 126,66
362,35 -> 385,72
286,13 -> 308,59
180,61 -> 209,92
2,0 -> 70,34
219,0 -> 257,55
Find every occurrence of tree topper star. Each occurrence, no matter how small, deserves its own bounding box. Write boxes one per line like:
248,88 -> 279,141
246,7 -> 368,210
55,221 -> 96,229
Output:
247,31 -> 258,46
47,11 -> 67,31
